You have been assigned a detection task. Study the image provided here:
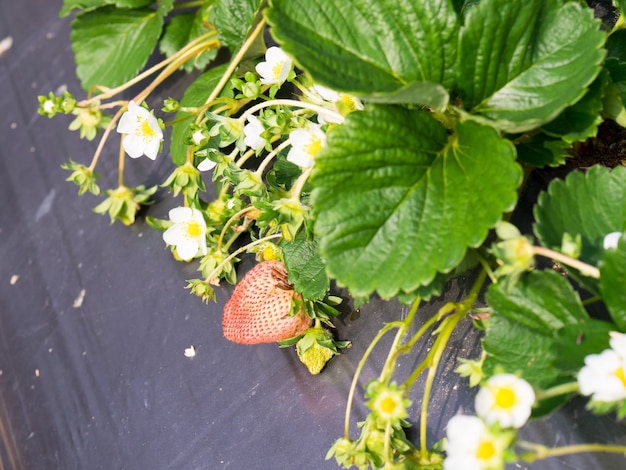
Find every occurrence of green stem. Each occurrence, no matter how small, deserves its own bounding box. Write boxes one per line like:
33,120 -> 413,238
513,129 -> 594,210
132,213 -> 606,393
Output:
395,313 -> 444,393
582,295 -> 602,306
217,206 -> 257,251
88,106 -> 125,172
384,419 -> 392,466
416,269 -> 488,452
238,98 -> 342,124
195,18 -> 267,127
204,233 -> 282,284
532,246 -> 600,278
117,137 -> 125,187
134,39 -> 215,105
80,32 -> 218,106
379,296 -> 421,384
289,167 -> 314,202
518,440 -> 626,460
254,139 -> 292,176
419,311 -> 464,452
343,322 -> 404,439
534,381 -> 579,401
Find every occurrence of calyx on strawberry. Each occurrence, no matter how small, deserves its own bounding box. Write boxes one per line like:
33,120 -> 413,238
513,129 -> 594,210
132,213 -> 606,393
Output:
222,260 -> 312,344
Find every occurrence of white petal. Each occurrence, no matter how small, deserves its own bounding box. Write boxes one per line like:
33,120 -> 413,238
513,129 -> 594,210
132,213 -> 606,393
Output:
122,134 -> 146,159
610,332 -> 626,357
265,46 -> 287,63
312,84 -> 339,102
116,110 -> 137,134
127,100 -> 140,113
603,231 -> 622,249
163,224 -> 184,246
243,116 -> 265,150
189,208 -> 207,228
198,158 -> 217,172
131,100 -> 151,119
289,128 -> 312,147
287,148 -> 314,168
176,239 -> 199,261
444,456 -> 482,470
169,206 -> 193,223
144,137 -> 160,160
255,63 -> 277,84
446,415 -> 483,450
585,350 -> 621,372
317,110 -> 344,125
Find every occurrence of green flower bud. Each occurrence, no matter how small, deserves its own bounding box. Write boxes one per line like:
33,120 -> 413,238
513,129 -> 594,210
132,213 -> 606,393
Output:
161,162 -> 206,199
61,160 -> 101,195
93,184 -> 157,225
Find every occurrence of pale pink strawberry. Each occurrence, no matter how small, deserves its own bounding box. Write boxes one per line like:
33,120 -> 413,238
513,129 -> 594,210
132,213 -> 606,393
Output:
222,260 -> 312,344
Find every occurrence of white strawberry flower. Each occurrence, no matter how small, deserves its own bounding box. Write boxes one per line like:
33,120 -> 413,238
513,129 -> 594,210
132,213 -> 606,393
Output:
474,373 -> 535,429
116,100 -> 163,160
311,84 -> 364,124
162,207 -> 208,261
444,415 -> 505,470
603,231 -> 623,250
287,123 -> 326,168
243,115 -> 266,150
578,331 -> 626,402
255,46 -> 293,85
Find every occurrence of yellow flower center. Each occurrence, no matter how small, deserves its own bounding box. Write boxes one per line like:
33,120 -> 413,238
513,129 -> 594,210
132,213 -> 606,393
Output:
380,395 -> 398,415
339,94 -> 359,111
185,221 -> 202,238
272,61 -> 284,80
140,118 -> 158,139
476,439 -> 496,461
614,366 -> 626,387
494,386 -> 516,409
305,135 -> 324,158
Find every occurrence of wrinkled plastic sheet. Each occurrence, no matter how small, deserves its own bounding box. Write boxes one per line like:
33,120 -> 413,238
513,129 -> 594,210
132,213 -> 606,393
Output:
0,1 -> 625,468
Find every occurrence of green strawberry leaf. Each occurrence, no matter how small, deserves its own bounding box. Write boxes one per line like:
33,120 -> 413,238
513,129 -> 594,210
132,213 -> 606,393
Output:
160,13 -> 196,59
211,0 -> 264,53
603,29 -> 626,126
516,134 -> 569,168
533,166 -> 626,290
483,314 -> 560,389
600,235 -> 626,330
553,319 -> 614,374
457,0 -> 605,133
364,82 -> 449,113
266,0 -> 459,97
170,64 -> 230,165
484,270 -> 589,388
311,106 -> 521,298
159,5 -> 218,73
541,70 -> 607,144
60,0 -> 154,17
486,270 -> 588,333
71,6 -> 163,90
282,234 -> 330,301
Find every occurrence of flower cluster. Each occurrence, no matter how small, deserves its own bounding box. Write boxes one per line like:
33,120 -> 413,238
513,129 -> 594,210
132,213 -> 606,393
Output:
444,374 -> 535,470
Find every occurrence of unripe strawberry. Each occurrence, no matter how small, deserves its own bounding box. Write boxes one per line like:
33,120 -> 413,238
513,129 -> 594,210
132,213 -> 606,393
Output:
296,326 -> 337,374
222,260 -> 312,344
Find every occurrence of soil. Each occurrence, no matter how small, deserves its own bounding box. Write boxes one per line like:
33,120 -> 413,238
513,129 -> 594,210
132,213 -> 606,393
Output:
568,119 -> 626,169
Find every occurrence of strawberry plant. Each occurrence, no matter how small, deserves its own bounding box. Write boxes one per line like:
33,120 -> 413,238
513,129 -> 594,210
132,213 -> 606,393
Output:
39,0 -> 626,467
